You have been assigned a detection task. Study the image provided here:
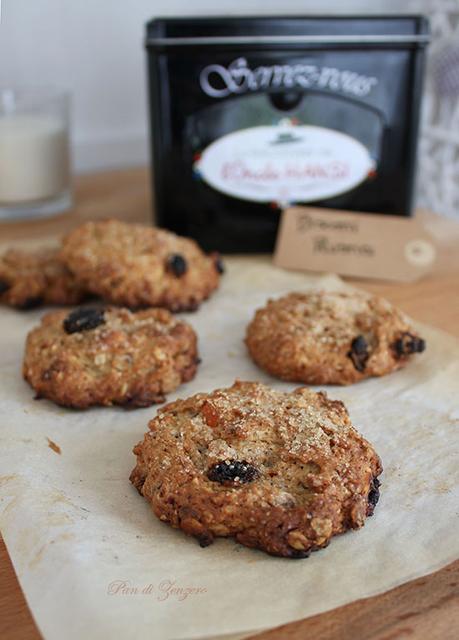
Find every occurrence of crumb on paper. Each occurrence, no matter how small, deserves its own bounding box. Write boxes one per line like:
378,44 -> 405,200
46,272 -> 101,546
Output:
46,437 -> 61,455
0,474 -> 18,487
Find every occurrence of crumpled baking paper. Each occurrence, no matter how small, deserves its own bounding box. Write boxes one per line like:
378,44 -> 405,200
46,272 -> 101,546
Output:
1,260 -> 458,640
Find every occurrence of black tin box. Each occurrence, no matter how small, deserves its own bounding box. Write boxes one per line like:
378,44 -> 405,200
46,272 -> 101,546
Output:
146,16 -> 429,252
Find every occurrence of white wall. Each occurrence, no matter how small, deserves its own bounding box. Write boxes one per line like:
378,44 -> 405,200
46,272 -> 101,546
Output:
1,0 -> 156,172
0,0 -> 436,173
0,0 -> 419,171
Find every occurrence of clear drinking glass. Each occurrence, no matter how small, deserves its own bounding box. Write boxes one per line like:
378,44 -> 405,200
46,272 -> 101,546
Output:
0,87 -> 72,220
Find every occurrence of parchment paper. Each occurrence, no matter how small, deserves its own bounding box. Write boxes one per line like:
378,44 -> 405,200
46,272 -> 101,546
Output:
1,260 -> 458,640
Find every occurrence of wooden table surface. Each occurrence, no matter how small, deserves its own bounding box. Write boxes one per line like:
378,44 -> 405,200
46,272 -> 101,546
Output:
1,168 -> 458,640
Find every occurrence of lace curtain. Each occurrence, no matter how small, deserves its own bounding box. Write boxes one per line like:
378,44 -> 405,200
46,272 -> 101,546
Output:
417,0 -> 459,218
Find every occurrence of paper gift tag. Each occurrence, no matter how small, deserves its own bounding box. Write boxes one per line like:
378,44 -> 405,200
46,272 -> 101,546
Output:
274,206 -> 437,282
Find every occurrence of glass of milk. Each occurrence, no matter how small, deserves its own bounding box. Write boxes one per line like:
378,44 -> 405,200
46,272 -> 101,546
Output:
0,87 -> 71,220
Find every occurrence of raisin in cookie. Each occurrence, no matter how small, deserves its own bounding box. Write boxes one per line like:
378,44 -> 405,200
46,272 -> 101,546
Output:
60,220 -> 222,311
246,291 -> 426,385
23,306 -> 199,408
0,247 -> 88,309
130,380 -> 382,558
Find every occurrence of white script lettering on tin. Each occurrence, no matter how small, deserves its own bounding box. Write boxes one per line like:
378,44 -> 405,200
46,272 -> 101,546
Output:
200,57 -> 378,99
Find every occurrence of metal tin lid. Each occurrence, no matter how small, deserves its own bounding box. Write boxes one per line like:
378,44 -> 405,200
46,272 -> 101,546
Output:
146,15 -> 430,48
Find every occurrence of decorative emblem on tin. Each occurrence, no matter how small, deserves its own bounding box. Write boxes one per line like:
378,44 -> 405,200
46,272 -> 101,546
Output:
193,120 -> 375,205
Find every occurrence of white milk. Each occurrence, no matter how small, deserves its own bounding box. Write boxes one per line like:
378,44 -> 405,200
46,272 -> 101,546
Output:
0,114 -> 69,203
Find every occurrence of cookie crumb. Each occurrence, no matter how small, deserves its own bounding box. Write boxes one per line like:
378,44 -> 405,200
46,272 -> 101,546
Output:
47,438 -> 61,455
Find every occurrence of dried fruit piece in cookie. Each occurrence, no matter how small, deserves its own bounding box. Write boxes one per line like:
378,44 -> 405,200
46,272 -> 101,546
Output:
23,307 -> 199,409
207,460 -> 260,485
63,307 -> 106,334
213,253 -> 225,275
0,247 -> 88,309
60,219 -> 222,311
347,335 -> 369,373
367,477 -> 381,516
130,380 -> 382,558
166,254 -> 188,277
392,332 -> 426,357
245,291 -> 426,385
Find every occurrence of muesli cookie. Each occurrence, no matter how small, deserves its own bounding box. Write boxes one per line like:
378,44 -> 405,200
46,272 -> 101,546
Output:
0,247 -> 88,309
130,380 -> 382,558
23,306 -> 199,408
246,291 -> 426,385
60,220 -> 223,311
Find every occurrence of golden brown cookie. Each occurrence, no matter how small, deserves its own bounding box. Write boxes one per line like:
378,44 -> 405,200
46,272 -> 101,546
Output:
60,220 -> 223,311
23,306 -> 199,408
246,291 -> 426,385
0,247 -> 88,309
130,380 -> 382,558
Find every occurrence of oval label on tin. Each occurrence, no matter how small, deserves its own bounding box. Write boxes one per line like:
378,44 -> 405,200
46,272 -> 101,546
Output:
195,124 -> 375,204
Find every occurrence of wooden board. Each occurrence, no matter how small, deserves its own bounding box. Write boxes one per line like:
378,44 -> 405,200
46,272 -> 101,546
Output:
1,167 -> 458,640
